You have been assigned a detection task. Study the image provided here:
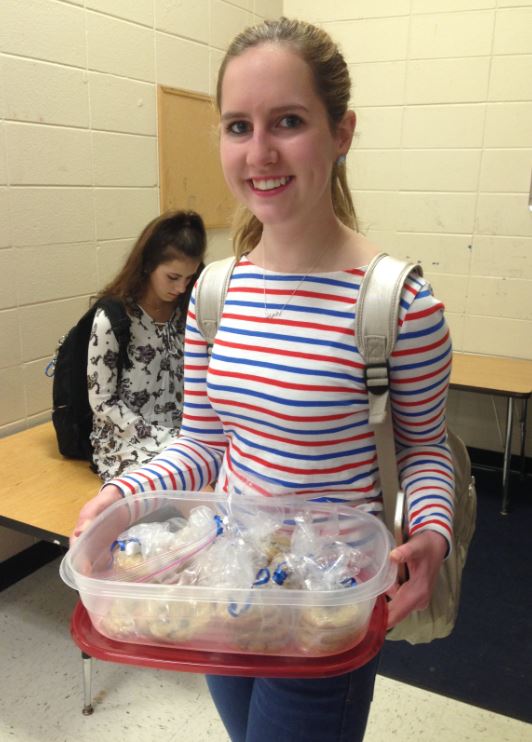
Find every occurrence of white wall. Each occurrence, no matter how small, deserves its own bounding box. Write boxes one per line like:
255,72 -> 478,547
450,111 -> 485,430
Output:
286,0 -> 532,454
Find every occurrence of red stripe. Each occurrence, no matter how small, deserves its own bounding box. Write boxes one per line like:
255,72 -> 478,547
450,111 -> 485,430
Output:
227,286 -> 355,305
392,387 -> 447,408
392,331 -> 450,357
410,519 -> 452,536
137,472 -> 156,491
215,338 -> 363,369
208,366 -> 361,395
231,441 -> 376,476
226,419 -> 373,447
391,357 -> 452,385
182,413 -> 220,422
115,477 -> 136,495
394,430 -> 446,446
211,396 -> 355,423
410,502 -> 453,520
221,312 -> 354,335
155,464 -> 177,490
393,410 -> 444,427
404,303 -> 444,321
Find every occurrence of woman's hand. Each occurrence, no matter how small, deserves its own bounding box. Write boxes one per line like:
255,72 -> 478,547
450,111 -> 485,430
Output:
385,530 -> 448,629
70,485 -> 124,546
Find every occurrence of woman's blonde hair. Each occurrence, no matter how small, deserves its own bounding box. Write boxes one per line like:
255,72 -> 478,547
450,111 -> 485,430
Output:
216,17 -> 358,258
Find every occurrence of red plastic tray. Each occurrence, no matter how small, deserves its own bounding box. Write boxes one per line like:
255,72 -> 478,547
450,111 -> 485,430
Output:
71,595 -> 387,678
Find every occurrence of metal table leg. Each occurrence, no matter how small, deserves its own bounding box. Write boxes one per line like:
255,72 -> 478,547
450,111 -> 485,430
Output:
82,651 -> 94,715
519,398 -> 528,480
501,396 -> 514,516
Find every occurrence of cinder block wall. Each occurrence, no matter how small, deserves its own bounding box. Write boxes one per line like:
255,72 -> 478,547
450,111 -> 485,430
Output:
286,0 -> 532,454
0,0 -> 281,559
0,0 -> 282,443
0,2 -> 530,477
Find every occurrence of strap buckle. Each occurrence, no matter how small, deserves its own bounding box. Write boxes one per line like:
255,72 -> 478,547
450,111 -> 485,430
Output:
364,362 -> 389,396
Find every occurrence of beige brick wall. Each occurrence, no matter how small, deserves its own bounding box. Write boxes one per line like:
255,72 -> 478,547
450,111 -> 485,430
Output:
0,0 -> 282,444
0,1 -> 530,495
286,0 -> 532,455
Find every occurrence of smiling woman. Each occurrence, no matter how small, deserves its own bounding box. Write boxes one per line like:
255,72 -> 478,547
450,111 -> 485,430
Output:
72,17 -> 455,742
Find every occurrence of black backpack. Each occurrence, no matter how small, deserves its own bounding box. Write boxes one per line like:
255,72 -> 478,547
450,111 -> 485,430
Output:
49,298 -> 132,461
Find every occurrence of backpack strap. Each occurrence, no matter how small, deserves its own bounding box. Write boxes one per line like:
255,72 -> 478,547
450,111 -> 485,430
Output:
357,253 -> 423,544
94,298 -> 132,373
195,256 -> 237,350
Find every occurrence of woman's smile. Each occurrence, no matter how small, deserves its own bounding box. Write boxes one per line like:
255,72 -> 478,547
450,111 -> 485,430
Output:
220,44 -> 343,228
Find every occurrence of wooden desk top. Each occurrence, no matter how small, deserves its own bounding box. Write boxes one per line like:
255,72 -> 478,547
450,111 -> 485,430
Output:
0,422 -> 100,545
450,352 -> 532,397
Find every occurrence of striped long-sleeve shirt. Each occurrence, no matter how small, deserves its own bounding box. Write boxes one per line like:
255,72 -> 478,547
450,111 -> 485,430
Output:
109,257 -> 455,545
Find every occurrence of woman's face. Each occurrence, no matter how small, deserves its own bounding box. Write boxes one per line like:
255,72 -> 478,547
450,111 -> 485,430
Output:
219,43 -> 350,230
145,254 -> 200,306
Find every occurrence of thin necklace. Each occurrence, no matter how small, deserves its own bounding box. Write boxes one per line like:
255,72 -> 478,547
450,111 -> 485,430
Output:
262,249 -> 323,319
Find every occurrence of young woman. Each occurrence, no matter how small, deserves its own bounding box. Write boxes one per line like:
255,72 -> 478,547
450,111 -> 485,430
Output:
73,18 -> 454,742
88,210 -> 206,479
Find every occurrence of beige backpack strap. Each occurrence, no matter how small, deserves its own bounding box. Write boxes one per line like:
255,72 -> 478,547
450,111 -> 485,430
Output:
194,256 -> 236,350
357,253 -> 423,544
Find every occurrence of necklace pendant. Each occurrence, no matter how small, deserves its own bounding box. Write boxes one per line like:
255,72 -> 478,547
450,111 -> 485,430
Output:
266,309 -> 282,319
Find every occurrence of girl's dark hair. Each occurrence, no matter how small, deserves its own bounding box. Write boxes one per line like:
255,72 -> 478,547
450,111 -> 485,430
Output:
98,210 -> 207,319
216,17 -> 357,257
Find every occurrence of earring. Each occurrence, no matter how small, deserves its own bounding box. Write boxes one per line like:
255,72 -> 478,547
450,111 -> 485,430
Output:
336,154 -> 347,166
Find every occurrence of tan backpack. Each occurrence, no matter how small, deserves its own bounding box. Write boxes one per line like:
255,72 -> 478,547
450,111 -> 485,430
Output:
195,253 -> 477,644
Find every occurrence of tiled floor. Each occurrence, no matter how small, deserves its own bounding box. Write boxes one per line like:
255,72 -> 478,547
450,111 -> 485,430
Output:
1,558 -> 530,742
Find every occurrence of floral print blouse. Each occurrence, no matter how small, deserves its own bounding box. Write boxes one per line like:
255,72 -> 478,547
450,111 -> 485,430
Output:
87,304 -> 185,480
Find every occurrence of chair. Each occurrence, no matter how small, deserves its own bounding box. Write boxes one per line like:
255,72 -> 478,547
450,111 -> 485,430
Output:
70,596 -> 387,714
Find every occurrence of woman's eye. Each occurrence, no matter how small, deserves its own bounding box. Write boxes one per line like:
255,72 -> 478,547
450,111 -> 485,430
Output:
227,120 -> 250,135
279,114 -> 303,129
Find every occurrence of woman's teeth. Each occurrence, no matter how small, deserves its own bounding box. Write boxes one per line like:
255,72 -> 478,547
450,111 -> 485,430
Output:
252,176 -> 291,191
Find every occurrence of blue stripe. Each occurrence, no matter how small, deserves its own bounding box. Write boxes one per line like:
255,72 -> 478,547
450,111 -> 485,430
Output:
207,382 -> 365,407
211,351 -> 359,382
395,316 -> 445,341
221,409 -> 367,436
401,456 -> 453,474
410,492 -> 453,508
219,324 -> 356,352
394,421 -> 443,437
153,458 -> 187,489
231,459 -> 379,491
232,270 -> 359,292
180,425 -> 223,435
228,427 -> 376,461
141,467 -> 168,490
166,448 -> 205,489
223,299 -> 354,319
391,348 -> 450,372
392,399 -> 445,418
123,475 -> 146,493
391,372 -> 450,397
412,511 -> 452,526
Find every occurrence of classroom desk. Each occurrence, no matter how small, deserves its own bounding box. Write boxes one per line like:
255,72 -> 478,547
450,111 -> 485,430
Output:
0,422 -> 100,547
450,352 -> 532,515
1,352 -> 531,548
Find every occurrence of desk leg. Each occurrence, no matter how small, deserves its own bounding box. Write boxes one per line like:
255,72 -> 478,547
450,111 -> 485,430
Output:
81,652 -> 94,716
519,398 -> 528,480
501,397 -> 514,516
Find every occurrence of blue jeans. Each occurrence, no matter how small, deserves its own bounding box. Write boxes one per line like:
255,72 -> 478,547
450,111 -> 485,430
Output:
206,653 -> 380,742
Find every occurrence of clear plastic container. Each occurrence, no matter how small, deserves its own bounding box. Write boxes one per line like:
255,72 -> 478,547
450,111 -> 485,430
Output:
60,492 -> 396,658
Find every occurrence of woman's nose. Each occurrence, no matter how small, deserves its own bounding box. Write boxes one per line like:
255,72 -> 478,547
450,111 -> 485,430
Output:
246,132 -> 278,168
